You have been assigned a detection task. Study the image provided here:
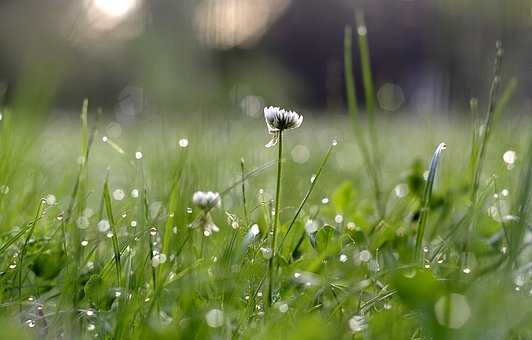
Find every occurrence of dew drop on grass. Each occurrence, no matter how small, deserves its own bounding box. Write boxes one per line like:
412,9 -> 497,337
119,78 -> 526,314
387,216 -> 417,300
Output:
339,254 -> 348,263
87,324 -> 96,331
81,240 -> 88,247
434,294 -> 471,329
45,194 -> 56,205
86,309 -> 95,316
131,189 -> 139,198
112,189 -> 125,201
359,250 -> 372,262
205,309 -> 224,328
503,150 -> 516,165
310,174 -> 316,183
394,183 -> 408,198
102,136 -> 108,143
250,224 -> 260,236
106,232 -> 114,238
321,197 -> 329,204
178,138 -> 189,148
331,139 -> 338,146
25,320 -> 36,328
135,151 -> 143,160
130,220 -> 137,227
259,247 -> 272,259
277,303 -> 289,313
9,263 -> 16,269
334,214 -> 344,224
186,207 -> 192,214
348,315 -> 367,332
501,188 -> 509,197
98,219 -> 110,232
462,268 -> 471,274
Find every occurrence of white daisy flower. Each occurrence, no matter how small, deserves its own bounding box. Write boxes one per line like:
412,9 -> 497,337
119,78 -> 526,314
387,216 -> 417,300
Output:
263,106 -> 303,148
192,191 -> 221,210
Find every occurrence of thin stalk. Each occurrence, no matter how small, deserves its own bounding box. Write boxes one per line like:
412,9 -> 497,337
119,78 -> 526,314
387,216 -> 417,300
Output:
102,175 -> 122,286
344,26 -> 384,218
17,199 -> 46,310
414,142 -> 447,261
267,130 -> 283,308
241,158 -> 249,226
278,140 -> 336,251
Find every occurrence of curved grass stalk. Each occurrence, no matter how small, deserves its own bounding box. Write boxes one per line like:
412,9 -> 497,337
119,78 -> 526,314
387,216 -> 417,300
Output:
278,140 -> 336,251
414,142 -> 447,261
102,176 -> 122,287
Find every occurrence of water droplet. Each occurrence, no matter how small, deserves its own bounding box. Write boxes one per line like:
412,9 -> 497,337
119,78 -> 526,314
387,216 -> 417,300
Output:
135,151 -> 143,160
310,174 -> 316,183
87,324 -> 96,331
331,139 -> 338,146
434,294 -> 471,329
394,183 -> 408,198
277,303 -> 289,313
56,213 -> 64,221
102,136 -> 108,143
149,227 -> 158,236
186,207 -> 192,214
81,240 -> 89,247
423,246 -> 429,253
503,150 -> 516,165
339,254 -> 348,263
178,138 -> 189,148
25,320 -> 36,328
131,189 -> 139,198
250,224 -> 260,236
321,197 -> 329,204
501,188 -> 509,197
97,219 -> 110,232
45,194 -> 56,205
346,222 -> 357,230
259,247 -> 273,259
9,263 -> 16,269
462,268 -> 471,274
348,314 -> 367,332
359,250 -> 372,262
112,189 -> 125,201
130,220 -> 137,227
86,309 -> 95,316
334,214 -> 344,224
205,309 -> 224,328
106,232 -> 114,238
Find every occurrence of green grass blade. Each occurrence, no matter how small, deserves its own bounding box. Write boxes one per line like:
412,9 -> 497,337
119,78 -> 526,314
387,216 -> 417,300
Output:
102,175 -> 122,286
415,142 -> 447,260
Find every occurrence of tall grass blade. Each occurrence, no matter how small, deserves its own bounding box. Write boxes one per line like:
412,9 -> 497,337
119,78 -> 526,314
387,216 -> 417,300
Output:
102,175 -> 122,286
415,142 -> 447,260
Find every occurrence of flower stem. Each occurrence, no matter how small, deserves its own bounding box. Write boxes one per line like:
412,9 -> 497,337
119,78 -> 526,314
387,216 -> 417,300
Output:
268,130 -> 283,309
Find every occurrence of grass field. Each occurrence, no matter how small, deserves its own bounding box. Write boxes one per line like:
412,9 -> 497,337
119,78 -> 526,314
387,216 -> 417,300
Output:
0,31 -> 531,339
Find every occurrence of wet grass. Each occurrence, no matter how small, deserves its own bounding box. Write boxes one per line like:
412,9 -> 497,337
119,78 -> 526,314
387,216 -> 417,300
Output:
0,104 -> 530,339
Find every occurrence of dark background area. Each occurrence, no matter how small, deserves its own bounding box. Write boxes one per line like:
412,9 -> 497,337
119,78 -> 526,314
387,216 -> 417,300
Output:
0,0 -> 530,115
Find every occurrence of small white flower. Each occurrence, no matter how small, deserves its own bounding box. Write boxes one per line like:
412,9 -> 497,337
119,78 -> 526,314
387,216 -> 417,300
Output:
192,191 -> 221,210
263,106 -> 303,148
